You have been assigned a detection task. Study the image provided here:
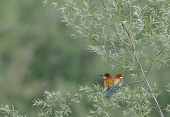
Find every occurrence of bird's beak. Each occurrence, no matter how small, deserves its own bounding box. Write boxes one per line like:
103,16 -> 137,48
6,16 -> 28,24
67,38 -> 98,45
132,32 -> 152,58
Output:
99,74 -> 107,79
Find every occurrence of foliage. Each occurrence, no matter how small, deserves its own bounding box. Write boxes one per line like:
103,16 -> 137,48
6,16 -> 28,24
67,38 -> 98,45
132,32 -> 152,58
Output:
0,105 -> 25,117
0,0 -> 106,116
33,90 -> 82,117
1,0 -> 170,117
39,0 -> 170,116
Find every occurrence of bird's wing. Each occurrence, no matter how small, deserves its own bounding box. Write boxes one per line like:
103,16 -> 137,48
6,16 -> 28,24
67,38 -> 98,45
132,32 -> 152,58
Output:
105,85 -> 117,98
113,78 -> 121,86
104,78 -> 114,87
104,87 -> 110,93
104,78 -> 118,98
104,78 -> 114,94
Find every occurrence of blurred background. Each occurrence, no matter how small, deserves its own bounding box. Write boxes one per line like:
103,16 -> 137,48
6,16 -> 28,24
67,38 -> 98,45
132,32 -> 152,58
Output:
0,0 -> 169,117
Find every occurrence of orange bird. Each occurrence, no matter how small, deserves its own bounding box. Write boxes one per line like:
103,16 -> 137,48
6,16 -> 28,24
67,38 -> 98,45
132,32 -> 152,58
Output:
99,73 -> 123,98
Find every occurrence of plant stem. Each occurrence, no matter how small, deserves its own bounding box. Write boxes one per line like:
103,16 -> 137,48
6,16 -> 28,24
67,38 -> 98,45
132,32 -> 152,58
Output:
122,22 -> 164,117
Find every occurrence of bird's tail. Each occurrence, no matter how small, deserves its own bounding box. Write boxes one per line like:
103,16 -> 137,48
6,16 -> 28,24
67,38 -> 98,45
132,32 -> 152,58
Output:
105,86 -> 117,98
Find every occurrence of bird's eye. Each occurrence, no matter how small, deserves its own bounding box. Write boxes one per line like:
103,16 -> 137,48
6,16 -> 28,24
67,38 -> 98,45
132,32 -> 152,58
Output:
104,73 -> 108,77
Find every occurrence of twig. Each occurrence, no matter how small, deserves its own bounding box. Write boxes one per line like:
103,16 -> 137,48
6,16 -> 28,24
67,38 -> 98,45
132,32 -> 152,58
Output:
101,0 -> 106,8
100,1 -> 134,64
121,22 -> 131,39
100,1 -> 164,116
122,80 -> 143,87
144,50 -> 163,80
121,15 -> 164,117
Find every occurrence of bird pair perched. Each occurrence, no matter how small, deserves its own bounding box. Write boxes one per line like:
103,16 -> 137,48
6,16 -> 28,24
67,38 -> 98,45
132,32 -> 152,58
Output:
99,73 -> 123,98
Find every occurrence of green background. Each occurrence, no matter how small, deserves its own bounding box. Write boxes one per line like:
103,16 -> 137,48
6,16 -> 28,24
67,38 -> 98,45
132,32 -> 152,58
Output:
0,0 -> 169,117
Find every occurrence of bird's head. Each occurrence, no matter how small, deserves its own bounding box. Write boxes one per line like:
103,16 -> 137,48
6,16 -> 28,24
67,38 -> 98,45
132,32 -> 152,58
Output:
115,74 -> 123,79
99,73 -> 112,79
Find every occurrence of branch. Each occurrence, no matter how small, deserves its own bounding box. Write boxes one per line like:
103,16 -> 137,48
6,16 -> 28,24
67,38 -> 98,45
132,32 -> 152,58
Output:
122,80 -> 143,87
100,2 -> 134,63
144,50 -> 163,80
121,17 -> 164,117
100,0 -> 106,8
101,2 -> 164,116
121,22 -> 131,39
142,51 -> 164,117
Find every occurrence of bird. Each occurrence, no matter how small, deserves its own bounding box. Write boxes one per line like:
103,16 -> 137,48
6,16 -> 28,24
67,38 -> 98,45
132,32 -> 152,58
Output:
99,73 -> 123,98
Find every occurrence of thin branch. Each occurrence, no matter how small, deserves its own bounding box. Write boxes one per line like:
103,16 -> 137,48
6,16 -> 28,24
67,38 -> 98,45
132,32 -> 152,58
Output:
121,22 -> 131,39
140,53 -> 169,66
121,22 -> 146,81
137,65 -> 164,117
144,50 -> 163,80
101,1 -> 164,115
100,0 -> 106,8
99,1 -> 134,64
100,9 -> 164,117
142,51 -> 164,117
134,42 -> 164,117
121,12 -> 164,117
122,80 -> 143,87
